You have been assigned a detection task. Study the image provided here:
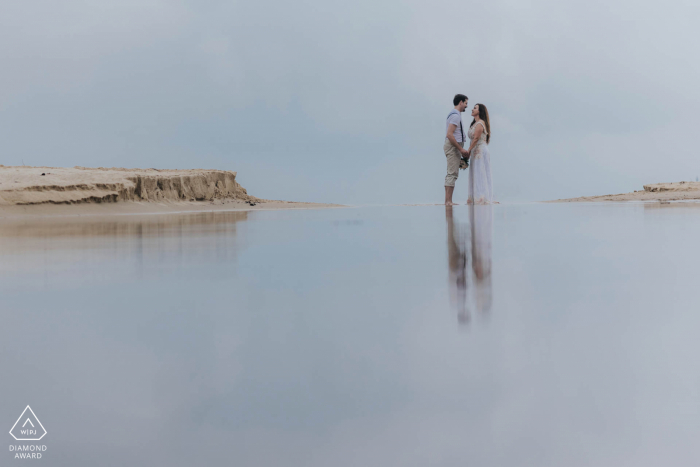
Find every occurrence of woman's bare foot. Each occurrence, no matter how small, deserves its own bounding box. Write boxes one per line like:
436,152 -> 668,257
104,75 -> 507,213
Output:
445,201 -> 458,206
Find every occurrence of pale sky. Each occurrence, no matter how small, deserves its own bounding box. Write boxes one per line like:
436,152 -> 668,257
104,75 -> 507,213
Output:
1,0 -> 699,203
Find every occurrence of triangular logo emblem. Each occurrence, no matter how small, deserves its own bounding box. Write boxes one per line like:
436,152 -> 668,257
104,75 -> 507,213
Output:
9,406 -> 47,441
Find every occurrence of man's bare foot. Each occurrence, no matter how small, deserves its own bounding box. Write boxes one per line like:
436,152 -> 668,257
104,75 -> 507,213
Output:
445,201 -> 458,206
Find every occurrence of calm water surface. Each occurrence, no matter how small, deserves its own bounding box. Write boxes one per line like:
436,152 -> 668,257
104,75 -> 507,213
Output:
1,203 -> 699,466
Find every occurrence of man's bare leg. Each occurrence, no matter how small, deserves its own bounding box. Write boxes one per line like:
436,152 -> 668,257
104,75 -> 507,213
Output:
445,186 -> 457,205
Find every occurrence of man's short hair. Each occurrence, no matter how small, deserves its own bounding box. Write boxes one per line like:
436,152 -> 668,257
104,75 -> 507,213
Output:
453,94 -> 468,106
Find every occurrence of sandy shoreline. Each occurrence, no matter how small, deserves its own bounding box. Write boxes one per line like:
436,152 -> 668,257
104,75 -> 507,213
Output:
0,165 -> 342,218
0,199 -> 344,219
548,182 -> 700,203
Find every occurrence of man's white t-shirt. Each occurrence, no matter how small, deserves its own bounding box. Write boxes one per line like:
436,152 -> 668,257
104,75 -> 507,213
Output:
446,110 -> 464,143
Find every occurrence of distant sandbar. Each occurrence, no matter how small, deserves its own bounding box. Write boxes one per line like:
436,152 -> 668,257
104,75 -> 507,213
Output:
0,165 -> 341,218
549,182 -> 700,203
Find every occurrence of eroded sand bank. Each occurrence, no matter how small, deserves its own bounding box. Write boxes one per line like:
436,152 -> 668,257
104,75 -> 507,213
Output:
549,182 -> 700,202
0,165 -> 341,217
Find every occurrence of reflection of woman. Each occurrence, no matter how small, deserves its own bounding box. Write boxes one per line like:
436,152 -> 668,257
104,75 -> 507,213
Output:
470,205 -> 492,313
466,104 -> 493,205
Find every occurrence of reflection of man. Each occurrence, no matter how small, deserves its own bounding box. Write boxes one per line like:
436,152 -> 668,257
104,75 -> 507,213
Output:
444,94 -> 470,205
445,206 -> 468,323
469,205 -> 493,314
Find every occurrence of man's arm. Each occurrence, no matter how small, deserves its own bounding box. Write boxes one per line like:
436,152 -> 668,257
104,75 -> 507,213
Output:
446,124 -> 469,155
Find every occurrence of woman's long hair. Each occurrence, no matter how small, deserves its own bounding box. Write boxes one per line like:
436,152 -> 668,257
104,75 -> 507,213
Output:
470,104 -> 491,144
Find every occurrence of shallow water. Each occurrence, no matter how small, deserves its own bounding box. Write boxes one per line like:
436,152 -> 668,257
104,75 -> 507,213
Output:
1,203 -> 699,466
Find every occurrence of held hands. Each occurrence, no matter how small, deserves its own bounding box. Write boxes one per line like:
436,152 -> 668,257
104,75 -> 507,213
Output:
459,146 -> 470,170
459,147 -> 471,170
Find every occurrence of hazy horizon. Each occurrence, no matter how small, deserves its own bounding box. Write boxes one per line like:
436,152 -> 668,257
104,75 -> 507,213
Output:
1,0 -> 699,204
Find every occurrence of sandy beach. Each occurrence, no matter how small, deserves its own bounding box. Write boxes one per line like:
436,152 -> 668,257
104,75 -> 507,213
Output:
0,165 -> 341,218
549,181 -> 700,202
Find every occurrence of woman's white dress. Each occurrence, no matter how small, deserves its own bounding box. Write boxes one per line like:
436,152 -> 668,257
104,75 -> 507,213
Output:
467,121 -> 493,205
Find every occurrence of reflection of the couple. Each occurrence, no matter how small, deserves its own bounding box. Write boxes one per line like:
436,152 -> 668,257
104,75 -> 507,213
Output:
445,205 -> 492,324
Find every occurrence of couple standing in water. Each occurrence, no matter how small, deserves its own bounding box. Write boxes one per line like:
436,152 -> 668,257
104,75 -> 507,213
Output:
443,94 -> 493,323
443,94 -> 493,205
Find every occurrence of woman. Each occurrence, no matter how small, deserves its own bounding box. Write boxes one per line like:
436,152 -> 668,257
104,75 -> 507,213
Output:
466,104 -> 493,205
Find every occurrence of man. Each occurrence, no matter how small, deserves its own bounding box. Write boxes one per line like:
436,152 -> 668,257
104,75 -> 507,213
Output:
443,94 -> 469,205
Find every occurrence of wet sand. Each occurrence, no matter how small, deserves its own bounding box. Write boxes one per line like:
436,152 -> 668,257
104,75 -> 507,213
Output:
0,199 -> 344,220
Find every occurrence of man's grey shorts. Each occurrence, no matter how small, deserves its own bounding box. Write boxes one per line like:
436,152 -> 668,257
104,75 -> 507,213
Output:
444,138 -> 464,187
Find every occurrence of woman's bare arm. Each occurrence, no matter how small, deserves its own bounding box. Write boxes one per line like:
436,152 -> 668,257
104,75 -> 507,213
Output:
466,124 -> 483,156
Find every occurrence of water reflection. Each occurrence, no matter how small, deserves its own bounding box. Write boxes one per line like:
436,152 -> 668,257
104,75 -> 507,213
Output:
445,206 -> 468,322
643,201 -> 700,211
2,204 -> 700,465
469,205 -> 492,315
0,211 -> 249,275
445,205 -> 493,324
0,210 -> 249,240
